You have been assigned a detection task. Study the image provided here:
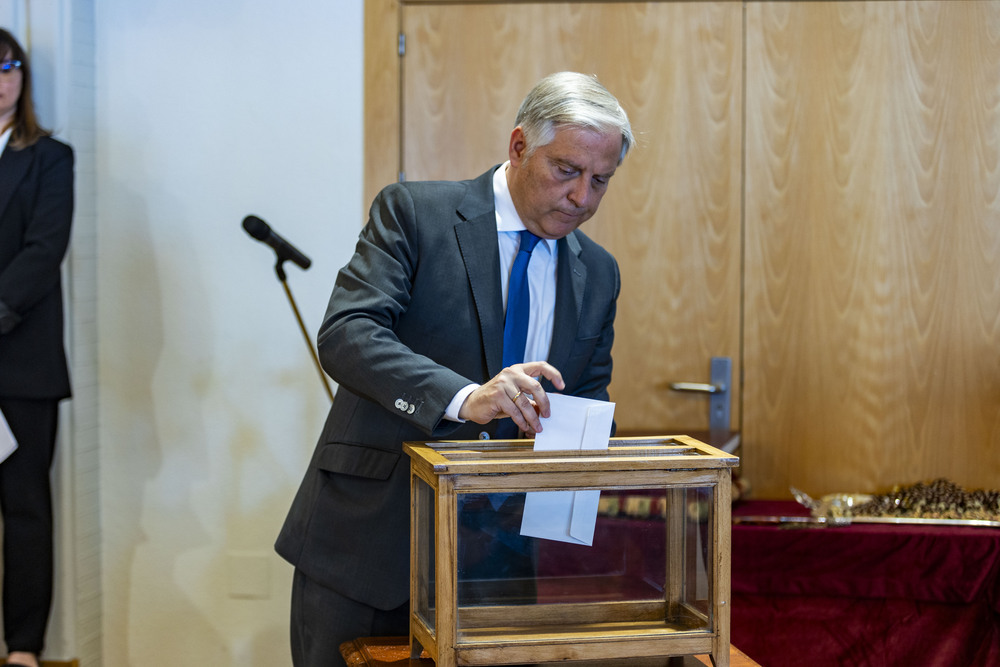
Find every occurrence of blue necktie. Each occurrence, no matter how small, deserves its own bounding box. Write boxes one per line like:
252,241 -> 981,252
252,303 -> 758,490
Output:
503,230 -> 541,368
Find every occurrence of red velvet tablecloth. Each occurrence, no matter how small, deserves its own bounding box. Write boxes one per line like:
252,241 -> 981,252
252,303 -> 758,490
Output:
731,500 -> 1000,667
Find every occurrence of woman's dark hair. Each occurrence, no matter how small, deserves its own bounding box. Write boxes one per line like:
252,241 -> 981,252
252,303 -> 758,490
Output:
0,28 -> 50,148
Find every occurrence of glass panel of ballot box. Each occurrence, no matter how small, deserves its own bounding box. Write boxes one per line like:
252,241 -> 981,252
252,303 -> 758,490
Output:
405,436 -> 738,667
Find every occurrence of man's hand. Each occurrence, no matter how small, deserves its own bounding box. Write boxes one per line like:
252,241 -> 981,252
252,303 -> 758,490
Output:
458,361 -> 565,435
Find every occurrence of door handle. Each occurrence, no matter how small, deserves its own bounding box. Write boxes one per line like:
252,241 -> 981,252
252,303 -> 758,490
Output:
669,357 -> 732,431
669,382 -> 723,394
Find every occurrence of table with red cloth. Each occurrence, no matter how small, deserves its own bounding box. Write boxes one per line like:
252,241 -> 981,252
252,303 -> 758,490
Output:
731,500 -> 1000,667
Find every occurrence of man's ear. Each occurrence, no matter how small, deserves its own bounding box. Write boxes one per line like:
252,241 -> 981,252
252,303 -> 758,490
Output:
509,126 -> 528,166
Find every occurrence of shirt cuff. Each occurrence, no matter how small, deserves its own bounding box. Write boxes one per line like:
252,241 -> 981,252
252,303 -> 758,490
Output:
444,383 -> 480,422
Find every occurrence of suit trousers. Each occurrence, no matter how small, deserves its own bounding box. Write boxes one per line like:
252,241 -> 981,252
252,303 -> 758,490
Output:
291,568 -> 409,667
0,398 -> 58,654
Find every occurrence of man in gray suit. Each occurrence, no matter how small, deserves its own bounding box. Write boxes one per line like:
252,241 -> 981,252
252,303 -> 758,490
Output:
276,71 -> 634,666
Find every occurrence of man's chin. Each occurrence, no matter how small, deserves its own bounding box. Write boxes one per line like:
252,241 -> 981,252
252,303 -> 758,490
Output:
541,215 -> 588,238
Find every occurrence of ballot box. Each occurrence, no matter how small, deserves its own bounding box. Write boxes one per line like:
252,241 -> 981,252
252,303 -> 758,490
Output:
403,436 -> 739,667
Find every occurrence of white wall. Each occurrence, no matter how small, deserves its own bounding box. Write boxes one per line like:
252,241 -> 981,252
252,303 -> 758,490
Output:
96,1 -> 363,664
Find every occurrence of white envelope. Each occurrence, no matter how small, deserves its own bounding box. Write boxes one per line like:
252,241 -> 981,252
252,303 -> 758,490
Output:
519,394 -> 614,546
532,394 -> 615,453
0,409 -> 18,464
520,488 -> 602,545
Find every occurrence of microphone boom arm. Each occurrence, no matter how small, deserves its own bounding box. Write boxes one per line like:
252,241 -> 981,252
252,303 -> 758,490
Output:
278,268 -> 335,403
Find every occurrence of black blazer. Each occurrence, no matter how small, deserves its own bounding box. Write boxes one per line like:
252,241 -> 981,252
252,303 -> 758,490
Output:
0,136 -> 74,400
276,166 -> 621,608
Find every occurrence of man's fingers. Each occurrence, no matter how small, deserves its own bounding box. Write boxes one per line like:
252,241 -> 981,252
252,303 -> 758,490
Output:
517,361 -> 565,391
508,388 -> 543,433
504,361 -> 561,422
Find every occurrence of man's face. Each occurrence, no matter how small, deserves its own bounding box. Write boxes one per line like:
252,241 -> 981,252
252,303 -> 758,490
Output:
506,125 -> 623,240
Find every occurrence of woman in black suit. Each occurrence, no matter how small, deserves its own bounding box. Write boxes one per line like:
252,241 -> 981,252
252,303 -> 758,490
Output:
0,29 -> 74,667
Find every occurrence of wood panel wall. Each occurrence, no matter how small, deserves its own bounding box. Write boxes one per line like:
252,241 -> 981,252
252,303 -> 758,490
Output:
365,0 -> 1000,499
743,1 -> 1000,496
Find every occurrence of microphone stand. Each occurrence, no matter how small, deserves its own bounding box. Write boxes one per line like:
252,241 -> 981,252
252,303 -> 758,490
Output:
273,259 -> 335,403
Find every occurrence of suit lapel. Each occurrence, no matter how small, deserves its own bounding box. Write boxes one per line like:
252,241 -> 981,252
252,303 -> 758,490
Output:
0,144 -> 33,219
546,232 -> 586,387
455,168 -> 505,379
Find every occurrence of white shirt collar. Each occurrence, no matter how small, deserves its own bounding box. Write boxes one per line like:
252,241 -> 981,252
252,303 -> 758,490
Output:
0,126 -> 12,155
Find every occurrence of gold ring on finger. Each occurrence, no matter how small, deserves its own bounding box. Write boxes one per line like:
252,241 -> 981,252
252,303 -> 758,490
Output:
511,390 -> 523,402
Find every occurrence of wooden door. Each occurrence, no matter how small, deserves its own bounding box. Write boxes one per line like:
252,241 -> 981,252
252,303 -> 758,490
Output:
394,1 -> 744,434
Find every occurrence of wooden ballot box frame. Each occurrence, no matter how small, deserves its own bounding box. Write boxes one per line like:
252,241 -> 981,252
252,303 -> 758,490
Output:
403,436 -> 739,667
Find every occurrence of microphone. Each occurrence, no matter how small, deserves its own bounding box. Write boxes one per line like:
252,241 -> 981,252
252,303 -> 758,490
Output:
242,215 -> 312,270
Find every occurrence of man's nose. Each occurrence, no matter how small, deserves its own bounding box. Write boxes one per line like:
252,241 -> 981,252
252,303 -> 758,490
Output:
567,176 -> 591,208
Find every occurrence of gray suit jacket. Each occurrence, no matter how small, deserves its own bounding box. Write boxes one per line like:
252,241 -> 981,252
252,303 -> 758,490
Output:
275,166 -> 620,609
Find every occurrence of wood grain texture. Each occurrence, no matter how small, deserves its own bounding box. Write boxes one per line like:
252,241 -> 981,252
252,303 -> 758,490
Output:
743,1 -> 1000,496
400,2 -> 744,432
364,0 -> 401,209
